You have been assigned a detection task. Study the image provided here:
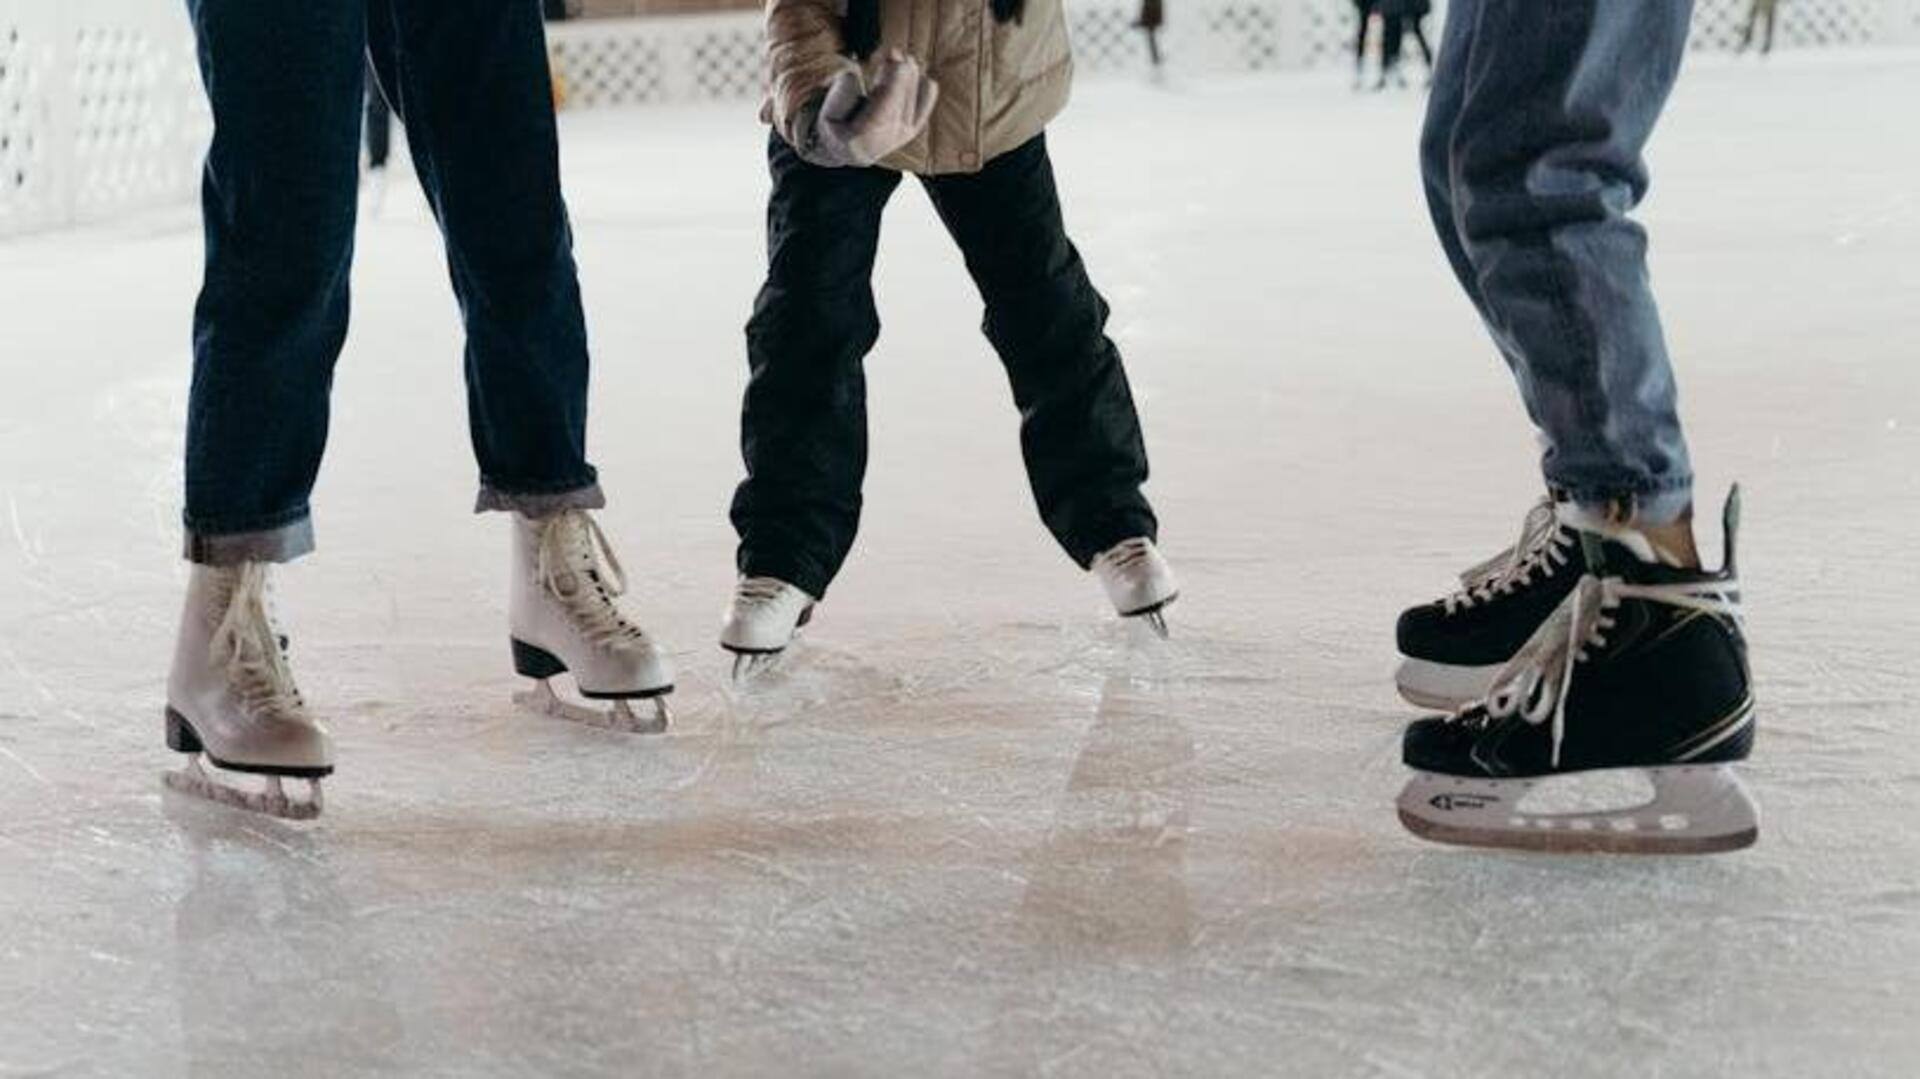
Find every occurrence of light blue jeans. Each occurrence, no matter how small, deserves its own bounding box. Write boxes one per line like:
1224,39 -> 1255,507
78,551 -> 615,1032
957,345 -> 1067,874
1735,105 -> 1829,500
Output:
1421,0 -> 1695,525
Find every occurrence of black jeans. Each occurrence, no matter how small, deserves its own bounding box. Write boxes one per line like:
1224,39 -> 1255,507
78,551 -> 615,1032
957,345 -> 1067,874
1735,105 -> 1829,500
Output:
182,0 -> 602,565
733,132 -> 1158,599
1381,14 -> 1434,74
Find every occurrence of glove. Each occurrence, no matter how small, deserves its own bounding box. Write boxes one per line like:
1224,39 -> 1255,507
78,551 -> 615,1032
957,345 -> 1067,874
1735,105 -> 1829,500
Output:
794,51 -> 939,169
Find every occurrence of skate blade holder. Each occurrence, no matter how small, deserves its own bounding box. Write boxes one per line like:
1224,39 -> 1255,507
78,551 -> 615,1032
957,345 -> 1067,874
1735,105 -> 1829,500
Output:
1122,596 -> 1175,640
162,756 -> 325,822
726,649 -> 787,684
515,680 -> 670,734
1397,765 -> 1759,855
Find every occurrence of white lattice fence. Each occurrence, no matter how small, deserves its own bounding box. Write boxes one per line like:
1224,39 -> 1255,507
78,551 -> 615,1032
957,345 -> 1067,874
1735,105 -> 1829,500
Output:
4,0 -> 1918,236
0,0 -> 206,237
547,0 -> 1920,107
1694,0 -> 1884,48
548,13 -> 766,107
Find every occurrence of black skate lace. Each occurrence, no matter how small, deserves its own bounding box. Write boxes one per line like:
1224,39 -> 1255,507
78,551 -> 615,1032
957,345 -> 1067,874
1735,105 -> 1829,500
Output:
1466,572 -> 1742,767
1443,500 -> 1574,615
209,565 -> 308,722
536,512 -> 649,648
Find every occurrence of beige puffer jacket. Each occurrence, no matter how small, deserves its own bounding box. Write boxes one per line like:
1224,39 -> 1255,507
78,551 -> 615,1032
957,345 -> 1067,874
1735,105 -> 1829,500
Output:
762,0 -> 1073,175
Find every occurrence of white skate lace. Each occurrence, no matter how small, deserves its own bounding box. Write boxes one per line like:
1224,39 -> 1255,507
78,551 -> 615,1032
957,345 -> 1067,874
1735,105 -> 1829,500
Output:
536,512 -> 649,648
1443,499 -> 1574,614
208,565 -> 307,722
1469,571 -> 1743,767
1096,537 -> 1155,574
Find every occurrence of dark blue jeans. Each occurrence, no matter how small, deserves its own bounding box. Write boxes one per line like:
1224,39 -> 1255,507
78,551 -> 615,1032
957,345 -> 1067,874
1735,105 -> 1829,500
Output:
733,133 -> 1158,599
1422,0 -> 1695,524
182,0 -> 603,565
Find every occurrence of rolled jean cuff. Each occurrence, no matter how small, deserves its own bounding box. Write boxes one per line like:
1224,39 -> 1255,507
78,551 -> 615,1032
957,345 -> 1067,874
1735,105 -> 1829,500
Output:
473,479 -> 606,518
1553,479 -> 1694,528
183,516 -> 316,566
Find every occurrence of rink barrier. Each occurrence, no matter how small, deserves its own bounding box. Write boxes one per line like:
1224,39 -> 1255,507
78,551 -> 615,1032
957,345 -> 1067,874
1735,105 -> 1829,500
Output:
544,0 -> 1913,103
2,0 -> 1916,236
0,0 -> 208,237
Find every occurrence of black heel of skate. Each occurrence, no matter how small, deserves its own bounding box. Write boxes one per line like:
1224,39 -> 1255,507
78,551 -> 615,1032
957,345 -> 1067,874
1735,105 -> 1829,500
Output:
511,639 -> 568,680
164,708 -> 203,753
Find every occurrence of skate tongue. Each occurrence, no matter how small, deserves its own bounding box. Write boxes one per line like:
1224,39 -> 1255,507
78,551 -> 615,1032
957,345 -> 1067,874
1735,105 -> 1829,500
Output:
1555,503 -> 1678,570
538,511 -> 628,598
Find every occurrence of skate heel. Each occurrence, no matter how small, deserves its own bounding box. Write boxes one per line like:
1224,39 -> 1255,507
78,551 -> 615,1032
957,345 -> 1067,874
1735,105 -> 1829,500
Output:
164,708 -> 203,753
511,639 -> 568,680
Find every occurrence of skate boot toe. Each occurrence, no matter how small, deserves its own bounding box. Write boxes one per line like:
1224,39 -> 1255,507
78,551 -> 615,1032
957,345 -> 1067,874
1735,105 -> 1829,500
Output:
720,577 -> 815,655
586,642 -> 675,699
1400,715 -> 1479,774
1393,603 -> 1442,655
166,706 -> 334,777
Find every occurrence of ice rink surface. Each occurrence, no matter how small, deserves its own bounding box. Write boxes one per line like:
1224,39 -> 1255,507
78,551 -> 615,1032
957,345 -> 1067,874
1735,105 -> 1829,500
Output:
3,49 -> 1918,1077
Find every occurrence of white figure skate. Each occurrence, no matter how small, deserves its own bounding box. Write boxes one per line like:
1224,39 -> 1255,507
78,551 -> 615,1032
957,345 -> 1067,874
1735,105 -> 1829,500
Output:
510,511 -> 673,733
163,563 -> 331,820
719,576 -> 815,682
1091,537 -> 1178,638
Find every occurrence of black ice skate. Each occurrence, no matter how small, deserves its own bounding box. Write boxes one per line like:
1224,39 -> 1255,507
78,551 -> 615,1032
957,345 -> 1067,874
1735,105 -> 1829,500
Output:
1394,497 -> 1585,710
1396,488 -> 1758,855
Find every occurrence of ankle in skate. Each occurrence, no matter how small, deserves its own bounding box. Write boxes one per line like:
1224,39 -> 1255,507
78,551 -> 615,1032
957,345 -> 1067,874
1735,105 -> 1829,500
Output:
1394,496 -> 1589,710
163,563 -> 331,820
509,510 -> 673,733
720,576 -> 816,681
1396,487 -> 1757,854
1092,537 -> 1178,638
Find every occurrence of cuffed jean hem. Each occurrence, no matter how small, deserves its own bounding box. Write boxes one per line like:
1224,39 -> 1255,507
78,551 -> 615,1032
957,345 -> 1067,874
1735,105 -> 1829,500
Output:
737,552 -> 834,603
182,516 -> 316,566
473,480 -> 607,518
1552,479 -> 1694,527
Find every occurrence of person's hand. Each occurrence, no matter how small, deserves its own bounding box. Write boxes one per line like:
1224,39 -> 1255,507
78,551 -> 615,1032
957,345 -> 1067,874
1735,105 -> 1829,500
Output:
796,51 -> 938,168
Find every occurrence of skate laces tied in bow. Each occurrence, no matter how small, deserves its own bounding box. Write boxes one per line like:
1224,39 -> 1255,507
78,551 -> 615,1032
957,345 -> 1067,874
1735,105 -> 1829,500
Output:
1474,571 -> 1742,767
1444,499 -> 1574,614
209,564 -> 307,722
536,512 -> 647,647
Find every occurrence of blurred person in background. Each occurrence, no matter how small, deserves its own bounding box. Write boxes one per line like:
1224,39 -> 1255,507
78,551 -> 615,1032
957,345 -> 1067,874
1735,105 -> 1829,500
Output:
718,0 -> 1181,676
1136,0 -> 1166,75
362,65 -> 393,210
1740,0 -> 1781,56
1352,0 -> 1381,89
1375,0 -> 1434,91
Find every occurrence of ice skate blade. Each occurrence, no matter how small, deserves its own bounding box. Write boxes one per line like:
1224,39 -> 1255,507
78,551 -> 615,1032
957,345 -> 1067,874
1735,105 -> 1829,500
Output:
161,757 -> 323,821
1396,765 -> 1759,855
515,680 -> 669,734
1393,657 -> 1500,712
1119,595 -> 1175,640
727,650 -> 785,684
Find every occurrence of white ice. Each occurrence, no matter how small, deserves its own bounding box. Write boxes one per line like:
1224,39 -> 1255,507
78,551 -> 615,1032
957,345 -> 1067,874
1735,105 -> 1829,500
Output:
2,50 -> 1918,1077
